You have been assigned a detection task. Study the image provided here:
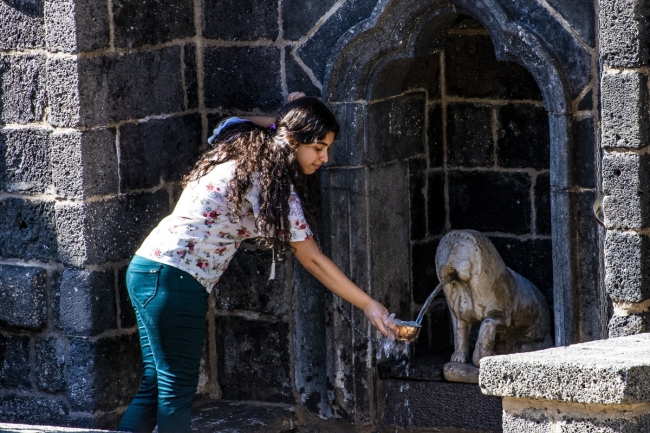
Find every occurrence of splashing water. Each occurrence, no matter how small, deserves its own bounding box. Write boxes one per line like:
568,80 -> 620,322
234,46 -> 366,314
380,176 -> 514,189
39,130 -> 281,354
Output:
377,314 -> 411,360
415,277 -> 453,325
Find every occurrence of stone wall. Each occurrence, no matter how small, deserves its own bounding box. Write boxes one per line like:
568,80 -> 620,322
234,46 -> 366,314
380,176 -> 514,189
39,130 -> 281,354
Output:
600,0 -> 650,338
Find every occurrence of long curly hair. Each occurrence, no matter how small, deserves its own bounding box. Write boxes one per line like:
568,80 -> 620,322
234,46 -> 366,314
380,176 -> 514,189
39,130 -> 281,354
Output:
182,97 -> 339,254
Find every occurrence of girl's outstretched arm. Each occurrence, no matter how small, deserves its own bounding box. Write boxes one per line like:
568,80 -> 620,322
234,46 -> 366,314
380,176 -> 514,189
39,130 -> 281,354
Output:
290,238 -> 396,336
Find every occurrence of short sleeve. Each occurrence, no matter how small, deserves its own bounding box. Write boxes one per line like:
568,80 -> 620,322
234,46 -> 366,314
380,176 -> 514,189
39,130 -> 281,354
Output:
288,191 -> 313,242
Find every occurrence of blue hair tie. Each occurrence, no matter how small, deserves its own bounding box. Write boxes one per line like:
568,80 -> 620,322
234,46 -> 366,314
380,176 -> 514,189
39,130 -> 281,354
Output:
207,117 -> 253,146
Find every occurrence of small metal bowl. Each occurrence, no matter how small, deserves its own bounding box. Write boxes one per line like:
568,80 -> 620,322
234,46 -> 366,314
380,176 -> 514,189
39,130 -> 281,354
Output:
392,319 -> 422,342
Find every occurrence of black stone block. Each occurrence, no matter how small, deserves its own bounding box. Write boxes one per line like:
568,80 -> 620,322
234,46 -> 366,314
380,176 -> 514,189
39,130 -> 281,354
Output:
57,269 -> 117,336
297,0 -> 377,83
78,47 -> 184,126
0,394 -> 67,424
379,379 -> 502,431
601,72 -> 649,150
602,153 -> 650,229
283,0 -> 338,40
495,0 -> 591,97
214,248 -> 289,317
0,334 -> 31,389
119,114 -> 202,191
0,198 -> 57,262
0,54 -> 47,123
545,0 -> 595,47
67,333 -> 141,412
404,54 -> 442,99
83,190 -> 170,264
572,117 -> 596,189
184,44 -> 199,109
45,0 -> 111,53
285,48 -> 321,97
117,265 -> 137,329
428,104 -> 444,168
449,171 -> 532,234
535,172 -> 551,235
578,89 -> 594,111
489,237 -> 553,306
600,0 -> 650,68
367,93 -> 425,165
609,313 -> 650,338
605,231 -> 650,303
204,46 -> 283,111
444,34 -> 542,100
112,0 -> 195,49
0,265 -> 47,330
427,171 -> 445,235
0,1 -> 44,50
34,336 -> 66,393
447,103 -> 494,167
497,104 -> 550,169
0,128 -> 51,194
450,15 -> 484,29
377,353 -> 450,381
215,315 -> 293,403
412,239 -> 440,304
409,158 -> 427,241
203,0 -> 278,40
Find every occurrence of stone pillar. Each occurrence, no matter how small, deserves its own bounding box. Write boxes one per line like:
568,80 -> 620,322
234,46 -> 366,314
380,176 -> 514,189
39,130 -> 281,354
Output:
600,0 -> 650,336
481,334 -> 650,432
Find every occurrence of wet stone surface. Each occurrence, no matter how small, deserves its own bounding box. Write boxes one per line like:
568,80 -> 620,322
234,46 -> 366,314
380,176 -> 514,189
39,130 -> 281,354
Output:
377,353 -> 450,381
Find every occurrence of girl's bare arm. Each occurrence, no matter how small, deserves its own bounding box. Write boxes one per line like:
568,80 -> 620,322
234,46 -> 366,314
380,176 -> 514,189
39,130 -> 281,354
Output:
290,238 -> 395,336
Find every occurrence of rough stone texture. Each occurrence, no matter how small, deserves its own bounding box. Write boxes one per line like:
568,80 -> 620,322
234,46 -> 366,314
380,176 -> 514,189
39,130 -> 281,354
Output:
602,153 -> 650,229
297,0 -> 378,83
204,46 -> 283,111
117,266 -> 137,329
371,55 -> 442,100
119,114 -> 202,191
67,333 -> 141,412
46,56 -> 81,128
412,239 -> 440,304
113,0 -> 194,49
0,334 -> 31,389
427,170 -> 445,236
34,336 -> 67,394
50,129 -> 119,199
0,127 -> 51,194
497,104 -> 550,169
325,103 -> 366,167
572,117 -> 597,189
44,0 -> 110,53
599,0 -> 650,67
444,33 -> 542,100
283,0 -> 338,40
56,269 -> 116,336
215,249 -> 289,317
601,72 -> 649,149
609,313 -> 650,338
0,265 -> 47,330
409,158 -> 426,240
77,47 -> 184,126
55,190 -> 169,266
0,54 -> 47,124
447,103 -> 493,167
183,44 -> 199,109
0,198 -> 57,262
215,315 -> 293,404
203,0 -> 278,40
379,379 -> 502,431
367,93 -> 425,166
480,333 -> 650,404
604,231 -> 650,303
0,0 -> 45,50
448,170 -> 532,234
0,395 -> 67,425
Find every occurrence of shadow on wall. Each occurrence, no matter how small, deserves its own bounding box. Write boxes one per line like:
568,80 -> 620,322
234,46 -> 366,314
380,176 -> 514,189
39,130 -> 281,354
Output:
2,0 -> 44,17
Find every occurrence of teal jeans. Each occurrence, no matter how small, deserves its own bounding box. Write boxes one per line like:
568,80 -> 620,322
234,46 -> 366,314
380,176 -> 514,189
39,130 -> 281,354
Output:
117,255 -> 208,433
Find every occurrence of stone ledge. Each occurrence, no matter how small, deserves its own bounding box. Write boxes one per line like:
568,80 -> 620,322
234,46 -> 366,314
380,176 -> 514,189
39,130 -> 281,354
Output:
480,333 -> 650,405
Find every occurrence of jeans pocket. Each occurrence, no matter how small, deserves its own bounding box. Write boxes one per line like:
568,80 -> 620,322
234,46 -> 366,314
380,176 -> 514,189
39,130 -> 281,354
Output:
127,264 -> 161,307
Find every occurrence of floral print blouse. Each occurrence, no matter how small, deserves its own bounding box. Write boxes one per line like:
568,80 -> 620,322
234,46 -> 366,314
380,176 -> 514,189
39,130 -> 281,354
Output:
136,160 -> 313,292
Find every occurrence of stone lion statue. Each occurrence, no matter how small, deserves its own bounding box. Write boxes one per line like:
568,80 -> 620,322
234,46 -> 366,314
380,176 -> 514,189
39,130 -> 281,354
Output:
435,230 -> 553,367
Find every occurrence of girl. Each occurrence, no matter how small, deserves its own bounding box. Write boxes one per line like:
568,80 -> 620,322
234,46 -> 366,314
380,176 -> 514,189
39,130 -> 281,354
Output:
117,94 -> 395,433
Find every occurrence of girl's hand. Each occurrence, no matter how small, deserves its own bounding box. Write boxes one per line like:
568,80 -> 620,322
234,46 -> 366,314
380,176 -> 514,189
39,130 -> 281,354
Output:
287,91 -> 307,103
363,300 -> 397,337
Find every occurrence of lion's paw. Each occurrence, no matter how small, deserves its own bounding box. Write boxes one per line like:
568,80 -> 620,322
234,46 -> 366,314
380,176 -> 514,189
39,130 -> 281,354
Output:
451,351 -> 467,363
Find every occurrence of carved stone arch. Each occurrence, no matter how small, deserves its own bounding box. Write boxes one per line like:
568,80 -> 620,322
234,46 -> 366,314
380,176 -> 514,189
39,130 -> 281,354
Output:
321,0 -> 598,365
